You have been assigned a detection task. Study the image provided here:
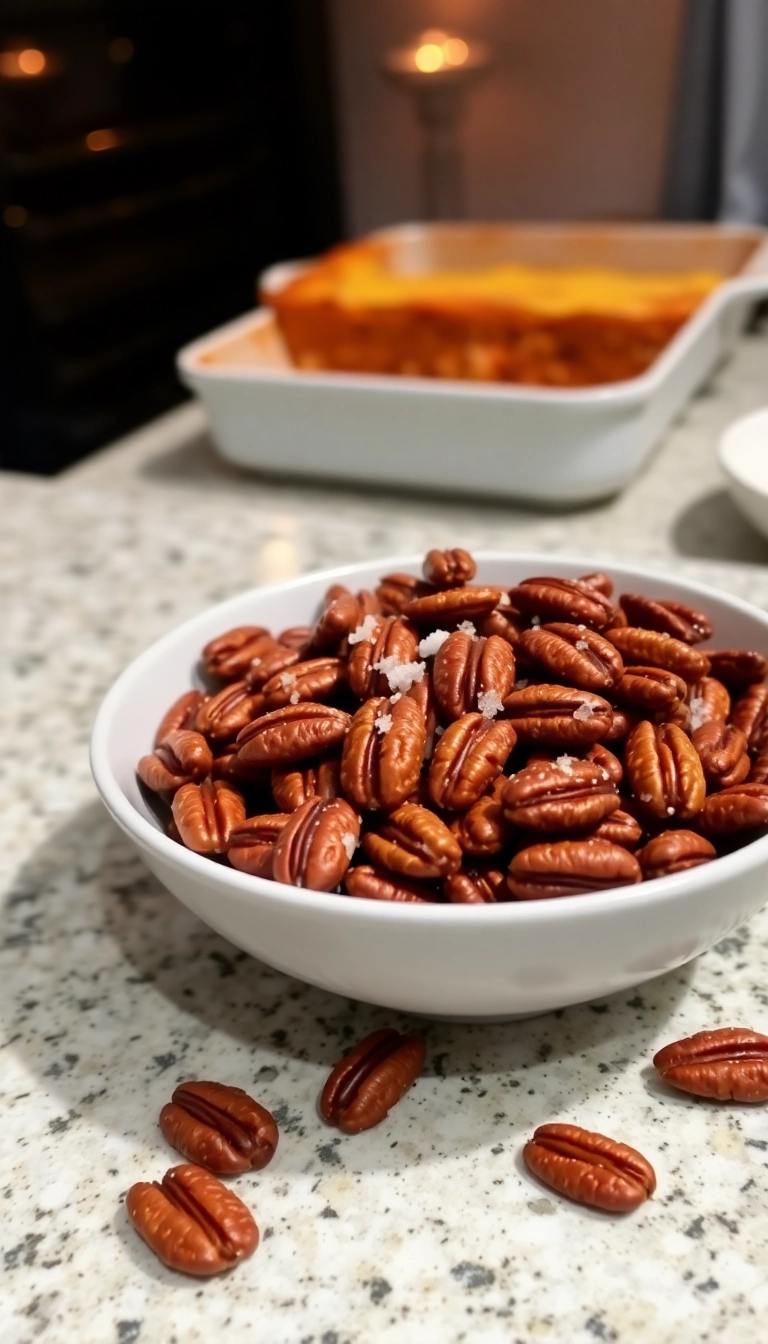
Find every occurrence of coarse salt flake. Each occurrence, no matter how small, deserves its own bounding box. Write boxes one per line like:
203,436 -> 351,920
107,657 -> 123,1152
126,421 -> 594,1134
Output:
374,713 -> 393,734
477,689 -> 504,719
640,793 -> 652,803
435,725 -> 444,737
531,616 -> 542,627
418,630 -> 451,659
457,620 -> 476,637
289,690 -> 300,705
280,671 -> 297,688
555,755 -> 575,776
515,678 -> 529,690
373,655 -> 425,695
575,640 -> 590,652
689,696 -> 706,732
577,624 -> 586,632
573,701 -> 595,721
667,806 -> 675,815
342,832 -> 357,860
348,614 -> 380,646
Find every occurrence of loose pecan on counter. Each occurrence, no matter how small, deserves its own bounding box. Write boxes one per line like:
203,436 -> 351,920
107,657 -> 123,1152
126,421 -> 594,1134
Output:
523,1123 -> 656,1213
126,1164 -> 259,1276
319,1028 -> 426,1133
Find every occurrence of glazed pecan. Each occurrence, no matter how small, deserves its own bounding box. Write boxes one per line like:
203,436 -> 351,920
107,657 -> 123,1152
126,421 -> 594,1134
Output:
227,814 -> 290,877
341,695 -> 426,811
405,673 -> 439,760
508,576 -> 614,629
126,1164 -> 258,1276
606,627 -> 710,682
698,782 -> 768,835
262,656 -> 346,710
155,690 -> 206,747
692,721 -> 750,790
477,606 -> 526,648
403,585 -> 504,626
271,796 -> 360,891
586,742 -> 624,785
138,729 -> 213,795
612,666 -> 687,714
344,865 -> 437,903
618,593 -> 712,644
624,720 -> 706,821
653,1027 -> 768,1102
159,1081 -> 278,1174
363,802 -> 462,880
376,572 -> 433,615
444,864 -> 508,904
423,547 -> 477,588
428,713 -> 517,812
681,676 -> 731,730
586,809 -> 643,849
507,839 -> 642,899
276,624 -> 312,649
319,1028 -> 426,1133
432,631 -> 515,721
503,684 -> 613,747
730,683 -> 768,753
523,1123 -> 656,1213
302,592 -> 365,657
210,747 -> 271,785
346,615 -> 419,699
578,571 -> 614,598
705,649 -> 768,690
451,777 -> 510,855
748,742 -> 768,784
502,760 -> 619,833
245,645 -> 300,692
520,623 -> 623,693
172,779 -> 246,854
203,627 -> 278,681
602,708 -> 639,743
195,682 -> 266,741
236,702 -> 351,766
271,758 -> 341,812
636,829 -> 716,881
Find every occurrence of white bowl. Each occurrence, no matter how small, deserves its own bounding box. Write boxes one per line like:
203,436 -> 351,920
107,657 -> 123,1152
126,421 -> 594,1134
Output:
719,407 -> 768,541
90,553 -> 768,1020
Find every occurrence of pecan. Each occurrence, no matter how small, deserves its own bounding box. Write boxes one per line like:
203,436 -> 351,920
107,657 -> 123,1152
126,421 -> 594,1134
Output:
159,1081 -> 278,1174
705,649 -> 768,690
730,683 -> 768,753
521,623 -> 623,693
578,571 -> 614,598
636,829 -> 716,880
126,1164 -> 258,1276
271,796 -> 360,891
502,760 -> 619,832
451,778 -> 510,855
376,572 -> 434,615
618,593 -> 712,644
444,864 -> 508,904
363,802 -> 462,879
277,624 -> 312,649
692,721 -> 750,790
245,646 -> 300,692
585,809 -> 643,849
406,672 -> 439,760
748,742 -> 768,784
341,695 -> 426,811
523,1123 -> 655,1213
606,627 -> 710,681
507,839 -> 642,899
432,632 -> 515,721
203,627 -> 278,681
155,690 -> 206,746
271,758 -> 341,812
344,865 -> 437,903
508,576 -> 614,629
346,615 -> 419,699
503,684 -> 613,747
236,702 -> 351,766
602,708 -> 639,742
195,682 -> 266,741
477,606 -> 526,648
422,547 -> 477,588
653,1027 -> 768,1102
586,742 -> 623,785
612,665 -> 687,713
172,780 -> 246,854
302,592 -> 365,657
319,1028 -> 426,1133
138,730 -> 213,795
227,814 -> 291,877
210,748 -> 270,785
403,585 -> 504,626
698,782 -> 768,835
428,713 -> 517,812
624,720 -> 706,821
262,656 -> 346,710
680,676 -> 731,731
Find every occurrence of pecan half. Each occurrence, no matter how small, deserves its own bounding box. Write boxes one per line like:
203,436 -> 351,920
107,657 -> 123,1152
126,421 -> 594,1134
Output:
155,690 -> 206,746
606,627 -> 710,681
403,585 -> 504,626
126,1164 -> 258,1276
245,645 -> 300,692
477,606 -> 526,648
428,713 -> 517,812
502,760 -> 619,832
195,682 -> 266,742
636,829 -> 716,880
347,615 -> 420,699
262,656 -> 346,710
683,676 -> 731,730
730,683 -> 768,753
376,572 -> 434,615
302,592 -> 365,657
653,1027 -> 768,1102
227,814 -> 291,877
276,624 -> 312,649
523,1123 -> 656,1213
706,649 -> 768,690
432,631 -> 515,721
618,593 -> 712,644
585,809 -> 643,849
612,666 -> 687,713
520,623 -> 623,693
692,721 -> 750,790
508,839 -> 642,899
319,1028 -> 426,1133
423,547 -> 477,588
444,864 -> 508,904
578,571 -> 614,598
503,684 -> 613,747
341,695 -> 426,811
172,780 -> 246,854
624,720 -> 706,821
363,802 -> 462,880
271,758 -> 341,812
236,702 -> 351,766
271,796 -> 360,891
203,627 -> 277,681
698,782 -> 768,835
586,742 -> 624,785
344,865 -> 437,903
451,778 -> 510,855
159,1081 -> 278,1174
138,730 -> 213,795
508,576 -> 614,629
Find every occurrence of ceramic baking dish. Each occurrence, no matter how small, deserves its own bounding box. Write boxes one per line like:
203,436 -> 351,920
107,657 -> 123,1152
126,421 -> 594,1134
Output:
177,223 -> 768,505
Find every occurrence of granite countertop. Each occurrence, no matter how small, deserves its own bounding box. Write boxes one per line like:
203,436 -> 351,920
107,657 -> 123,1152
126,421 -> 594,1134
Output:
4,331 -> 768,1344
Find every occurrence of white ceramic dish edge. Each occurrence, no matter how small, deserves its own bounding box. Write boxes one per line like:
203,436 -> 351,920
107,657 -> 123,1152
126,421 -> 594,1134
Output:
718,407 -> 768,541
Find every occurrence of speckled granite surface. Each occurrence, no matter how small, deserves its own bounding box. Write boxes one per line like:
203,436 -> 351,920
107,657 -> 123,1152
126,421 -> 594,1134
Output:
4,332 -> 768,1343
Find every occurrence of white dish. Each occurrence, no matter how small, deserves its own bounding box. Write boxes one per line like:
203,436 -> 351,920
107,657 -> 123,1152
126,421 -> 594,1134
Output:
177,222 -> 768,506
718,406 -> 768,541
91,552 -> 768,1021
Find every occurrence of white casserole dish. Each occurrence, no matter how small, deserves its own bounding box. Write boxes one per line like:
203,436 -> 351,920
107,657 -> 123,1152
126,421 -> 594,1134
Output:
177,223 -> 768,506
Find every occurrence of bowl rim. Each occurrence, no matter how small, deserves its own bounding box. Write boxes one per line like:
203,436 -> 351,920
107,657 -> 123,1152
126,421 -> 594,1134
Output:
718,406 -> 768,500
90,549 -> 768,926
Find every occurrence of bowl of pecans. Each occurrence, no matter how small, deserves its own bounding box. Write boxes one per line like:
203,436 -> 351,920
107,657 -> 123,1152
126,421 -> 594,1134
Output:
91,550 -> 768,1019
